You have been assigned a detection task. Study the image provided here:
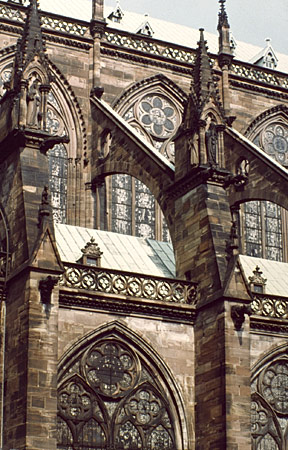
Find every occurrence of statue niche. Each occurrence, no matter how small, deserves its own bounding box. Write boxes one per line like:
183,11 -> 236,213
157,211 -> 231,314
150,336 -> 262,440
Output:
205,116 -> 218,165
26,74 -> 42,128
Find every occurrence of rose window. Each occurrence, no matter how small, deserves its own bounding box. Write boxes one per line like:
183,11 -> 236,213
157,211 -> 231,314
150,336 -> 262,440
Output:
139,95 -> 177,138
261,123 -> 288,165
259,359 -> 288,414
83,341 -> 139,398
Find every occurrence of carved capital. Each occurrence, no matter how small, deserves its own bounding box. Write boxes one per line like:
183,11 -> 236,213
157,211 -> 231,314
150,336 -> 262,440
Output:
90,19 -> 107,38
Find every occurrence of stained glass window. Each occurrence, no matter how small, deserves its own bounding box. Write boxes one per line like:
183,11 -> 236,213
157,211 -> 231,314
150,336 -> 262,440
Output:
96,91 -> 181,241
243,201 -> 283,261
48,143 -> 68,224
57,339 -> 177,450
251,355 -> 288,450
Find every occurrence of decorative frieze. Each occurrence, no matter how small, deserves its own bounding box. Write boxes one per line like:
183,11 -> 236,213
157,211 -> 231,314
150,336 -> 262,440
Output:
60,263 -> 197,305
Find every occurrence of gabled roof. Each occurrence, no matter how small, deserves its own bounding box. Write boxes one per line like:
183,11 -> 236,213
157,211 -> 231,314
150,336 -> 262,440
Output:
55,223 -> 176,278
250,38 -> 278,68
35,0 -> 288,74
240,255 -> 288,297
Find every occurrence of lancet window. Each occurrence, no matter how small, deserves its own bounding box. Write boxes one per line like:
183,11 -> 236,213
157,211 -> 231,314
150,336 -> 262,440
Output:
57,338 -> 177,450
46,91 -> 69,223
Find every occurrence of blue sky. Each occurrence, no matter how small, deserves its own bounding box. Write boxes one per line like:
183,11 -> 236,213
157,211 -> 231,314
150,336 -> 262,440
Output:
116,0 -> 288,54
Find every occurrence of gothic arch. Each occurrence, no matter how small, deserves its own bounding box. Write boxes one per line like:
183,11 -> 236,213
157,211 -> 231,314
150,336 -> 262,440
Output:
235,106 -> 288,261
245,104 -> 288,139
58,320 -> 189,450
0,50 -> 86,159
112,73 -> 187,114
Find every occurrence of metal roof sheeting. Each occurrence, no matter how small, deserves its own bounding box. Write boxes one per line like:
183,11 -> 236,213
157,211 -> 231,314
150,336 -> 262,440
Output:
37,0 -> 288,74
55,223 -> 176,278
55,224 -> 288,297
240,255 -> 288,297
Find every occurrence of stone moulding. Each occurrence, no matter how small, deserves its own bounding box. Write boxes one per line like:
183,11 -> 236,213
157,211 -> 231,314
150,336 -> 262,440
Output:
59,292 -> 196,323
59,263 -> 198,305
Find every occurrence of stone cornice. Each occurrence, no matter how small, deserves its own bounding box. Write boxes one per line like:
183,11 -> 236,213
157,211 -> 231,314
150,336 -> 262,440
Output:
250,316 -> 288,335
59,291 -> 196,324
101,47 -> 194,75
230,79 -> 288,100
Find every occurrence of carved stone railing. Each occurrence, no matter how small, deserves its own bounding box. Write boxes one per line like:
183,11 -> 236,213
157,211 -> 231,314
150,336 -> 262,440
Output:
231,62 -> 288,89
1,1 -> 287,86
251,294 -> 288,319
104,31 -> 196,64
41,15 -> 89,37
60,263 -> 197,305
0,3 -> 25,22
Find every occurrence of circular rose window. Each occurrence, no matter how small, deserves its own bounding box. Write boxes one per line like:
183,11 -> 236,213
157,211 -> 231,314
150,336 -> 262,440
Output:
82,340 -> 139,398
261,123 -> 288,165
259,359 -> 288,414
138,95 -> 177,139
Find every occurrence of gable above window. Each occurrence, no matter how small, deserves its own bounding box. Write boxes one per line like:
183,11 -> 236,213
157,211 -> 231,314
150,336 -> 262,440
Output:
108,1 -> 124,23
250,38 -> 278,69
136,18 -> 154,37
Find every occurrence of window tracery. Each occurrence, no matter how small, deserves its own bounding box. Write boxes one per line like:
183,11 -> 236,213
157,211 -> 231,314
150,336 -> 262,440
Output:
251,351 -> 288,450
259,123 -> 288,166
57,337 -> 177,450
99,89 -> 181,242
242,200 -> 283,261
242,116 -> 288,262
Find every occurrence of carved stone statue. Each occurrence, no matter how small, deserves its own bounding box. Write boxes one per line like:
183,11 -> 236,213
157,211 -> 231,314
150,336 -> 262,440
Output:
27,78 -> 41,128
205,121 -> 218,164
189,133 -> 199,166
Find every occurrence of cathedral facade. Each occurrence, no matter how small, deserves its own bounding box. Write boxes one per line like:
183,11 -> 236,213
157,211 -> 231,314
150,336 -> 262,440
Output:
0,0 -> 287,449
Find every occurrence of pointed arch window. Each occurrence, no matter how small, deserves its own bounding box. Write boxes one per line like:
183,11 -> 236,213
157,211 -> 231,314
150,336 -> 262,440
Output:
47,143 -> 68,224
57,337 -> 178,450
96,89 -> 182,241
242,117 -> 288,262
241,200 -> 284,261
46,91 -> 69,223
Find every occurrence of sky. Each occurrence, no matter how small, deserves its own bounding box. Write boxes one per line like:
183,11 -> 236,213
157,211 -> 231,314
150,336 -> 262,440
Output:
115,0 -> 288,54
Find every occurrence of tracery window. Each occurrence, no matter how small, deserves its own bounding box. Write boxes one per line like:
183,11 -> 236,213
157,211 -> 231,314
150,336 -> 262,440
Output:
251,352 -> 288,449
47,143 -> 68,224
46,92 -> 68,223
253,122 -> 288,167
242,200 -> 284,261
241,118 -> 288,262
97,91 -> 181,241
57,339 -> 177,450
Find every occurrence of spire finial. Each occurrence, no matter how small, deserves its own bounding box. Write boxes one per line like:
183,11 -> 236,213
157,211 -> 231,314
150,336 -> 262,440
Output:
218,0 -> 229,29
11,0 -> 49,90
